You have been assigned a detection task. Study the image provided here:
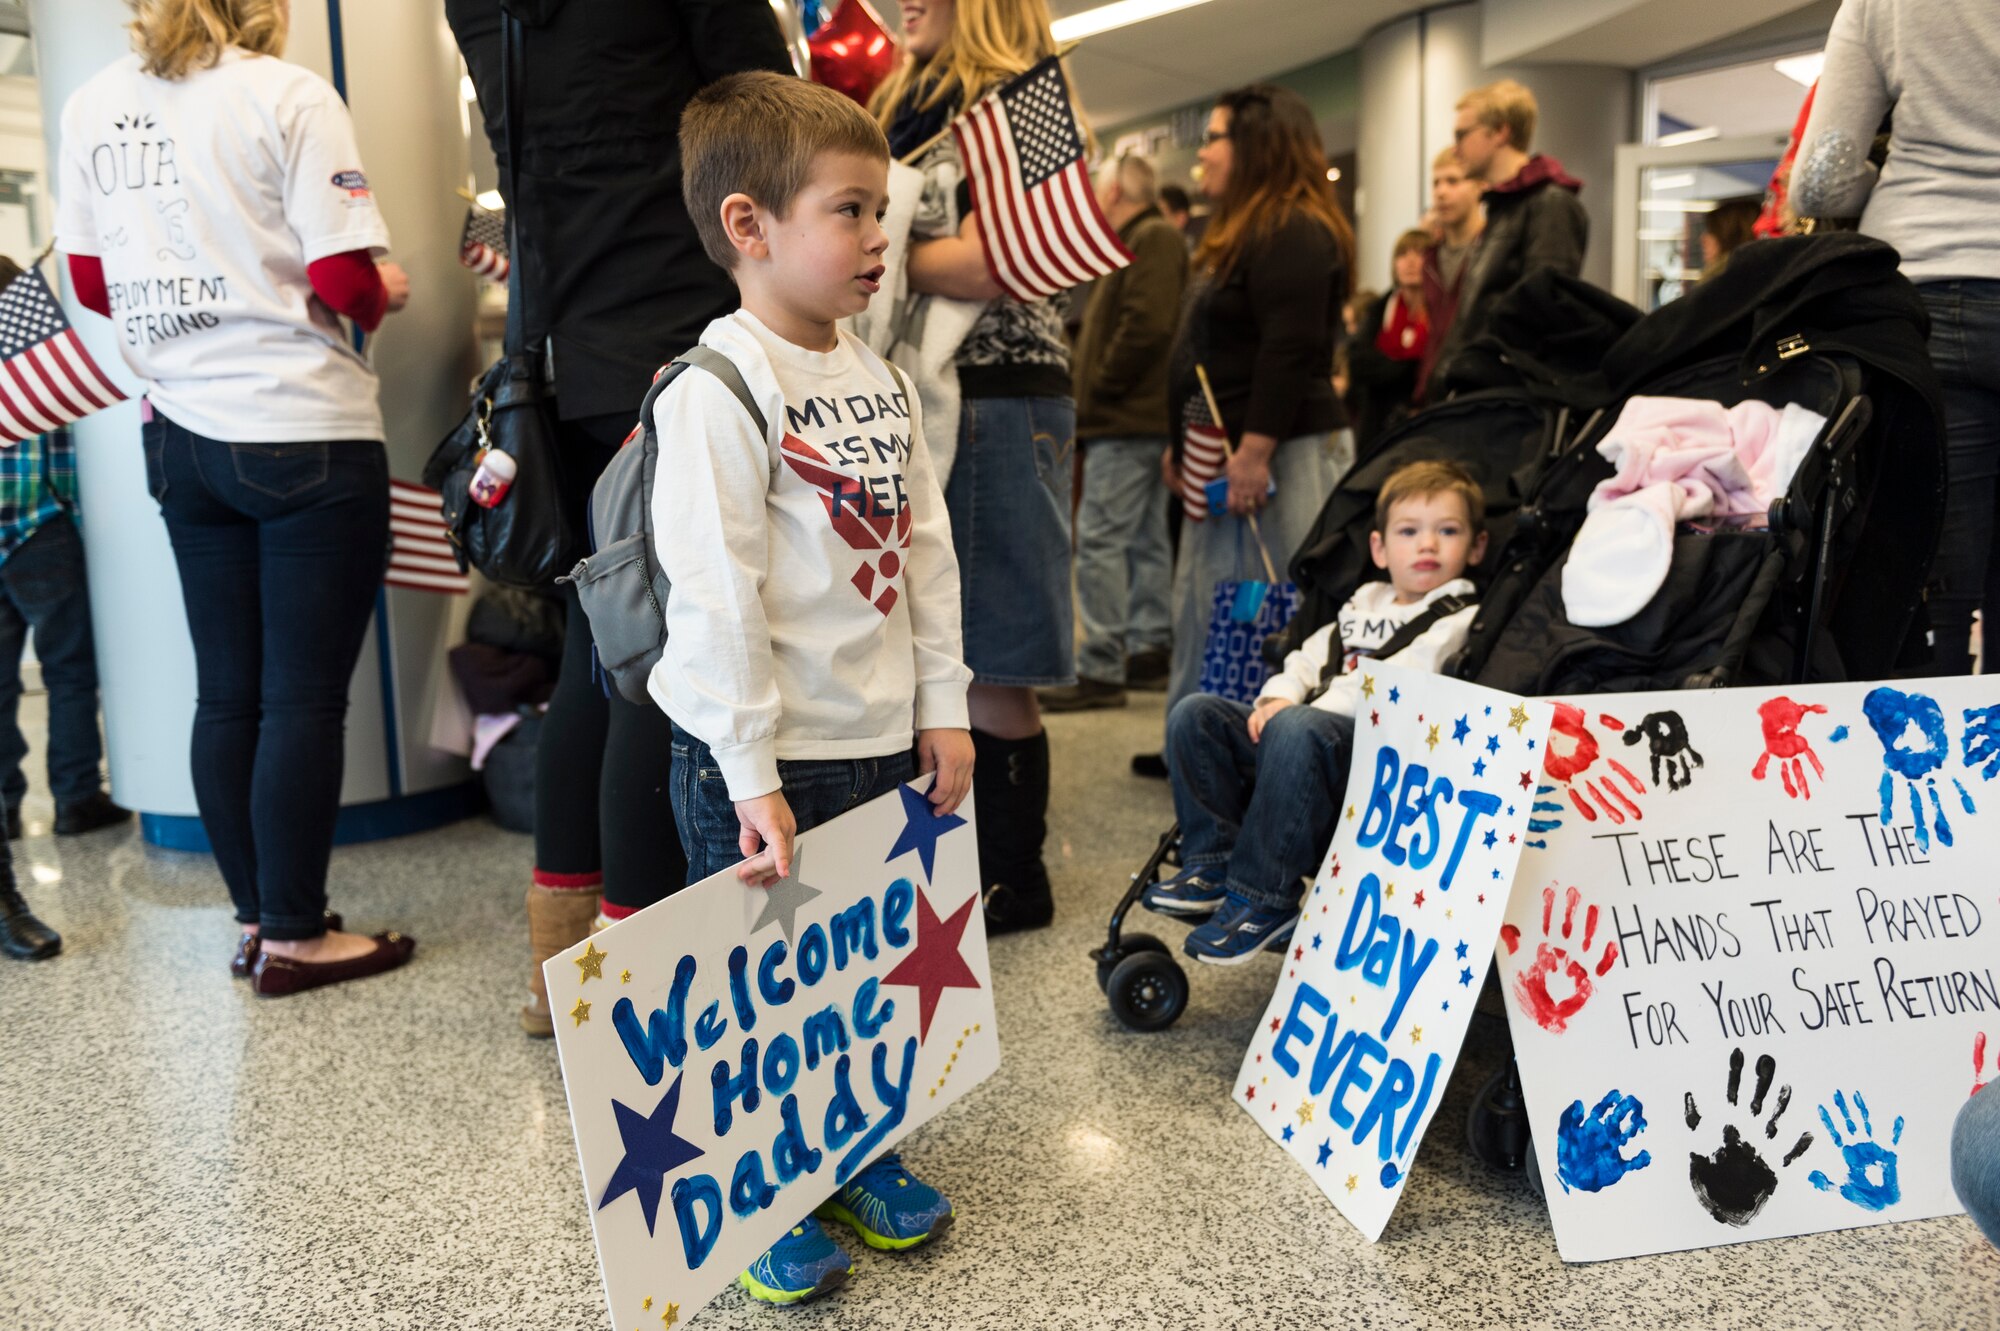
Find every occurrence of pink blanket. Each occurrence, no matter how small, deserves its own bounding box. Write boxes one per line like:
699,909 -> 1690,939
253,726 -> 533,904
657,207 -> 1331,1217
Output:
1563,396 -> 1825,627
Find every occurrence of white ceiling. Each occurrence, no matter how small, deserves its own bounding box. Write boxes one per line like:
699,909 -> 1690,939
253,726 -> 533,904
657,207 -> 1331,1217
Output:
1655,57 -> 1819,141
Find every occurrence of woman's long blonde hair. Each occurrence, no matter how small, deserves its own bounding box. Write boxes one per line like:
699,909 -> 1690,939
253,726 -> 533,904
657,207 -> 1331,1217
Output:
129,0 -> 288,81
870,0 -> 1061,131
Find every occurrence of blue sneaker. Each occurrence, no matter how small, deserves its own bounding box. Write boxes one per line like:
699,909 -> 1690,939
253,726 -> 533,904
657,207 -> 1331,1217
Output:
1182,893 -> 1298,965
739,1217 -> 851,1305
814,1153 -> 955,1251
1141,865 -> 1228,917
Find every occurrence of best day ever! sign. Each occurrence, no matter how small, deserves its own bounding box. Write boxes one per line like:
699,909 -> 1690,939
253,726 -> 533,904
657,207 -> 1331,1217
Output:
1236,663 -> 1553,1240
546,784 -> 998,1326
1500,678 -> 1998,1261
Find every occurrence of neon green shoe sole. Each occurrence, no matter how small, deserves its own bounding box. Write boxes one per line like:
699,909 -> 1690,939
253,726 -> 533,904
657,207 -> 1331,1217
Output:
813,1199 -> 956,1251
737,1264 -> 849,1305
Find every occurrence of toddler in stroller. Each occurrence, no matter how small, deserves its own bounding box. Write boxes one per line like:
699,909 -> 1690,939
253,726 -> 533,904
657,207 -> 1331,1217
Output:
1145,461 -> 1487,964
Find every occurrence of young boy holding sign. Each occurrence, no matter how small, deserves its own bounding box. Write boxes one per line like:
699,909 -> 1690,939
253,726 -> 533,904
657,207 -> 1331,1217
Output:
1148,461 -> 1487,962
656,72 -> 975,1304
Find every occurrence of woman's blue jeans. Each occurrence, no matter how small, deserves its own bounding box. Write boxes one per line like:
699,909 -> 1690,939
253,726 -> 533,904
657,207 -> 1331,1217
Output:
144,413 -> 389,940
1917,280 -> 2000,674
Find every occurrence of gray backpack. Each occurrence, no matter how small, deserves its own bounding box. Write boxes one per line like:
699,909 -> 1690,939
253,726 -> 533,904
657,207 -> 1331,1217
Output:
561,346 -> 766,704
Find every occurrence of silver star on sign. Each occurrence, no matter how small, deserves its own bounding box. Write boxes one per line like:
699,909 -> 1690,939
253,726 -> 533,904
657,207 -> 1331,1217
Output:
750,844 -> 823,944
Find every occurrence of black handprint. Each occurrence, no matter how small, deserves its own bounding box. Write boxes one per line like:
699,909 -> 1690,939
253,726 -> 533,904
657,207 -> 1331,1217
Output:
1623,710 -> 1704,792
1685,1047 -> 1813,1226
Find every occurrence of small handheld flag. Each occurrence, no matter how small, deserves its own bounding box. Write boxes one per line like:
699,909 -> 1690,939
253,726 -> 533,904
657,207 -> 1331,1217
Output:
0,269 -> 126,447
459,205 -> 510,282
952,56 -> 1131,302
387,479 -> 470,593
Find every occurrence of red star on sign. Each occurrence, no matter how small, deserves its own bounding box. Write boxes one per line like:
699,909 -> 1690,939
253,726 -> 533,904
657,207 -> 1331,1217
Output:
1246,1085 -> 1256,1101
1413,890 -> 1425,908
1370,710 -> 1381,727
1519,770 -> 1534,789
1269,1016 -> 1281,1033
881,887 -> 981,1042
1293,945 -> 1304,961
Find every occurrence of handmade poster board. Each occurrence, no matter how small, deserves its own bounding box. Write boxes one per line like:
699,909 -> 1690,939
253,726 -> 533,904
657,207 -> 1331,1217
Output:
1236,663 -> 1553,1240
547,783 -> 998,1325
1500,679 -> 1997,1261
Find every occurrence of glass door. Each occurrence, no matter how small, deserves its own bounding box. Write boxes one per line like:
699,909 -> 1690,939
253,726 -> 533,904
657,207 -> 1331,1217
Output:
1612,136 -> 1788,309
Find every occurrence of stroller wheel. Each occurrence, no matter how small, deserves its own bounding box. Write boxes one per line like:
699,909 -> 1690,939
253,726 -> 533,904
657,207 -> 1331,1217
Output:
1106,951 -> 1188,1032
1466,1062 -> 1533,1173
1094,931 -> 1169,992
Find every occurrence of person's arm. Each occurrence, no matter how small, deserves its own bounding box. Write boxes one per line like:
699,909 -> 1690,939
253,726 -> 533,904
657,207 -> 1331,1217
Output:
306,250 -> 390,332
279,79 -> 392,271
1093,223 -> 1185,399
896,376 -> 976,814
907,212 -> 1004,303
678,0 -> 795,82
649,371 -> 784,803
1792,3 -> 1890,221
66,254 -> 110,319
1261,620 -> 1335,707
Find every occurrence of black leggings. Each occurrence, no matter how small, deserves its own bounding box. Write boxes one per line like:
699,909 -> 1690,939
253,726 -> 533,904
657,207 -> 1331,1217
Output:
533,413 -> 688,909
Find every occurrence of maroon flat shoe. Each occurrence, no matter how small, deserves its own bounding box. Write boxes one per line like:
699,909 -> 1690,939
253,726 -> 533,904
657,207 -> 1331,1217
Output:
231,911 -> 344,978
249,930 -> 413,997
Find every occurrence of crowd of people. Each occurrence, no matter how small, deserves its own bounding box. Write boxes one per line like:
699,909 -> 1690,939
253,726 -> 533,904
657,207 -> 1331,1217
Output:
6,0 -> 1997,1297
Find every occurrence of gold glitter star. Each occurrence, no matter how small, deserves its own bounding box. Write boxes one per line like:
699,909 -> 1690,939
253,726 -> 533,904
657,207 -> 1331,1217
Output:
1444,909 -> 1453,920
1426,723 -> 1441,752
1508,703 -> 1531,733
620,968 -> 632,983
643,1297 -> 653,1311
662,1303 -> 680,1329
575,940 -> 608,983
1385,881 -> 1395,898
1296,1100 -> 1315,1125
1410,1026 -> 1423,1043
1345,804 -> 1356,821
570,997 -> 592,1026
1360,674 -> 1376,699
1345,1174 -> 1358,1193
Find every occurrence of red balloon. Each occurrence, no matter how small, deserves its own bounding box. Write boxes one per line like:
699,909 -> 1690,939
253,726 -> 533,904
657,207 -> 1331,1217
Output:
809,0 -> 900,107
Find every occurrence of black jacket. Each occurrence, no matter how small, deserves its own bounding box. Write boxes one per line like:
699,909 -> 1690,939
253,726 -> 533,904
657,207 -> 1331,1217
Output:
448,0 -> 792,422
1429,155 -> 1588,393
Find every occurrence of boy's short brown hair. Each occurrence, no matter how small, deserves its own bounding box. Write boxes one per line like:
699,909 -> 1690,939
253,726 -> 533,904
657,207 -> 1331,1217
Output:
1374,460 -> 1486,535
1457,79 -> 1538,152
681,72 -> 890,271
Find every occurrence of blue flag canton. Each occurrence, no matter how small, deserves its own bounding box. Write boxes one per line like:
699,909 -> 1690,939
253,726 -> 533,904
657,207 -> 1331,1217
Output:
1002,59 -> 1083,191
462,205 -> 509,257
0,272 -> 71,360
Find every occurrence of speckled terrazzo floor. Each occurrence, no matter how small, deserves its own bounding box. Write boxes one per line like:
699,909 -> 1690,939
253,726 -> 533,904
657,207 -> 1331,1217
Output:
2,692 -> 1995,1331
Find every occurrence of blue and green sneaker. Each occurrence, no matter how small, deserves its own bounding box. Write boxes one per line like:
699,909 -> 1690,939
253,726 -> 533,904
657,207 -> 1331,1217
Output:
814,1153 -> 955,1251
738,1217 -> 851,1305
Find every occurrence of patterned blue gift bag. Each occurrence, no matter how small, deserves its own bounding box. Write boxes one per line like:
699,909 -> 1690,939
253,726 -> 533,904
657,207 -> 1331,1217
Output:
1196,526 -> 1300,703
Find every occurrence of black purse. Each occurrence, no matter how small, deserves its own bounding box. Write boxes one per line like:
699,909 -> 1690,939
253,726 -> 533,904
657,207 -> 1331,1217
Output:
423,12 -> 578,589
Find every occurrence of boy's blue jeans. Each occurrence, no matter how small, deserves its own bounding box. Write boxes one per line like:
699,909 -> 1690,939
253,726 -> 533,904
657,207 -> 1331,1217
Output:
669,723 -> 916,886
1166,694 -> 1354,910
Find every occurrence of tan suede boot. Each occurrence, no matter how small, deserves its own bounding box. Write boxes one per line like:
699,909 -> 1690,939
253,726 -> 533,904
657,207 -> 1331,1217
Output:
523,882 -> 602,1037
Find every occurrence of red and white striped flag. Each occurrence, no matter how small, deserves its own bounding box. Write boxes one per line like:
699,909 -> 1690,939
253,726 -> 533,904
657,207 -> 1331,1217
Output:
1179,390 -> 1228,523
953,55 -> 1132,302
459,205 -> 510,282
388,479 -> 470,594
0,269 -> 126,446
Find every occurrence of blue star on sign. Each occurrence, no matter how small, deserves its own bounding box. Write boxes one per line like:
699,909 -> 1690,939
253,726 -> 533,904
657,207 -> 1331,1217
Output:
1311,934 -> 1322,950
1388,686 -> 1401,704
1491,868 -> 1501,880
1442,1000 -> 1451,1011
1506,805 -> 1515,817
886,779 -> 967,882
1452,716 -> 1471,744
1454,940 -> 1468,960
1472,757 -> 1486,777
1484,705 -> 1492,716
1485,735 -> 1500,756
597,1072 -> 704,1235
1482,829 -> 1497,849
1459,966 -> 1474,987
1316,1139 -> 1334,1167
1282,1124 -> 1295,1143
1527,739 -> 1537,751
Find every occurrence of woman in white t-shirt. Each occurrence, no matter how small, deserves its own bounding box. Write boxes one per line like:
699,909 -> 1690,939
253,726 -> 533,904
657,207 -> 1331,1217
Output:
55,0 -> 416,997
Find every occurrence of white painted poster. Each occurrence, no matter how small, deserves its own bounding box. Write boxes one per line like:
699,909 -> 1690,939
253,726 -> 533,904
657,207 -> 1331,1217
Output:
1501,678 -> 1998,1261
1236,663 -> 1553,1240
546,783 -> 999,1326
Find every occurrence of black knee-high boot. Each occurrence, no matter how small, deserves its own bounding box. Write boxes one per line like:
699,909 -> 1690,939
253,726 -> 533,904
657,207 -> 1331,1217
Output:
971,728 -> 1054,935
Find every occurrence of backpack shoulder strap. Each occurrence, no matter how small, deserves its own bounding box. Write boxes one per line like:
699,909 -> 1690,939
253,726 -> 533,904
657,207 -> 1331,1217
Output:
674,344 -> 769,439
1376,593 -> 1476,660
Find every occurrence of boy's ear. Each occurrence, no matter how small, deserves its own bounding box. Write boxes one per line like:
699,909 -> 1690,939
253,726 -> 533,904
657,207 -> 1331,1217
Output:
1470,530 -> 1489,566
1368,528 -> 1388,570
719,192 -> 769,263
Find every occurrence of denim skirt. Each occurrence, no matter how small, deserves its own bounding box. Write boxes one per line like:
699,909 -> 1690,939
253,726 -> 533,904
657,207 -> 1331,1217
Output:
942,394 -> 1076,687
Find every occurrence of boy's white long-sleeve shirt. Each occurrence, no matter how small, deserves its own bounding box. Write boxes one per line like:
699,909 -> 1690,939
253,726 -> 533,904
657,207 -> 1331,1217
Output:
648,310 -> 972,800
1258,579 -> 1478,718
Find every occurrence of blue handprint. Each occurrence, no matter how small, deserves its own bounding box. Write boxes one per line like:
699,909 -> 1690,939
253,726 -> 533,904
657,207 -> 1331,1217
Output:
1807,1089 -> 1902,1212
1963,704 -> 2000,781
1555,1089 -> 1652,1194
1863,687 -> 1974,852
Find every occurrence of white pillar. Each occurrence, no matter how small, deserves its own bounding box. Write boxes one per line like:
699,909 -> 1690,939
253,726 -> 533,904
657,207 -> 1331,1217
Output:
28,0 -> 483,845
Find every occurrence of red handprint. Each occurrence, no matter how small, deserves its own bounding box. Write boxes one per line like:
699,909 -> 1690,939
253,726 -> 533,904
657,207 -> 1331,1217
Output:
1976,1032 -> 1996,1098
1751,696 -> 1828,799
1500,884 -> 1620,1034
1542,702 -> 1647,824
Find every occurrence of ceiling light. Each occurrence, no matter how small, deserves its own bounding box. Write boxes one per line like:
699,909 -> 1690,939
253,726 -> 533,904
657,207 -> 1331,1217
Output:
1051,0 -> 1215,43
1649,172 -> 1695,191
1774,52 -> 1824,87
1325,167 -> 1341,182
1641,200 -> 1719,212
1656,126 -> 1720,147
476,189 -> 505,211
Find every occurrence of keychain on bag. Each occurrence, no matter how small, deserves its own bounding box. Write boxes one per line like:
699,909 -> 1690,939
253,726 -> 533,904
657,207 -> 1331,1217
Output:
469,447 -> 517,508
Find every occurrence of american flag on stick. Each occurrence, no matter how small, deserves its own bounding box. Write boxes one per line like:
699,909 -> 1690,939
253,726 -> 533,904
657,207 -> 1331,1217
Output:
0,269 -> 126,447
1178,388 -> 1227,523
953,55 -> 1132,302
459,205 -> 510,281
387,479 -> 470,594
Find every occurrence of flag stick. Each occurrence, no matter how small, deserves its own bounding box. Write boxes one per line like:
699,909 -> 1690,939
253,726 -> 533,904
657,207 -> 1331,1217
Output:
1196,363 -> 1278,585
